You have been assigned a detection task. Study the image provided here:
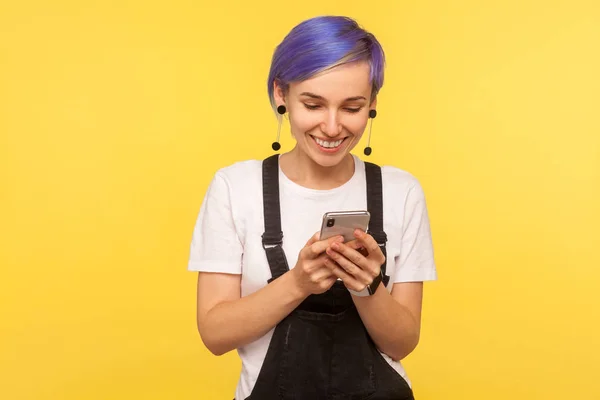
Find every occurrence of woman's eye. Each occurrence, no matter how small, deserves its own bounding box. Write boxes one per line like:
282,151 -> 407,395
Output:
303,104 -> 320,110
345,108 -> 362,113
302,104 -> 362,113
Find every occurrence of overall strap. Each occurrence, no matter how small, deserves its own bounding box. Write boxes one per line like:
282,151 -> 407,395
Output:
364,162 -> 391,286
261,154 -> 290,283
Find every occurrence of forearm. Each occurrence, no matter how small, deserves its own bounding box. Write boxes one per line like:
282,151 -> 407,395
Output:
353,284 -> 420,361
200,272 -> 306,355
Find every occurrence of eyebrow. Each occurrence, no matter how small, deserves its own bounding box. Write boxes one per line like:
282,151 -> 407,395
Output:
299,92 -> 367,102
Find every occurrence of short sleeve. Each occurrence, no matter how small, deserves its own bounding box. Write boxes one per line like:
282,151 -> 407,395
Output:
394,182 -> 437,283
187,172 -> 243,274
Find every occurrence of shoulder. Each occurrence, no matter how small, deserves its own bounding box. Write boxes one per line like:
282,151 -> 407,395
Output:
202,159 -> 265,223
378,163 -> 424,199
353,155 -> 427,203
354,157 -> 428,214
211,159 -> 264,189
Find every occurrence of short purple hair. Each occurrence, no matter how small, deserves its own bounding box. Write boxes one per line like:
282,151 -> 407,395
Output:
267,16 -> 385,112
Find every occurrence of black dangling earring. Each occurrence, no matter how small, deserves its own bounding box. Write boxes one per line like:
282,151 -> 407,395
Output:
272,105 -> 286,151
364,109 -> 377,156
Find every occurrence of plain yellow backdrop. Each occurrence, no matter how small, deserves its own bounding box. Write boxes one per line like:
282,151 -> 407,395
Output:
1,0 -> 599,399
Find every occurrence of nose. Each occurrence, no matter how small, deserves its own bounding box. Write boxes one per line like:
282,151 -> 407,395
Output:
320,110 -> 342,138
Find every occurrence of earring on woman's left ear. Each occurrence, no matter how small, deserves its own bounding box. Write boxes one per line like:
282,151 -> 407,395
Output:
364,109 -> 377,156
272,105 -> 286,151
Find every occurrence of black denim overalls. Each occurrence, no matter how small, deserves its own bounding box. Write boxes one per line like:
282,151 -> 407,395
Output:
241,154 -> 415,400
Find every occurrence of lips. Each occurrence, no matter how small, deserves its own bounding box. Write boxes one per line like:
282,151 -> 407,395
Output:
310,135 -> 347,153
314,137 -> 343,148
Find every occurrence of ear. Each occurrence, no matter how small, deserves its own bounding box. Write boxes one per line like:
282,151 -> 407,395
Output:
369,96 -> 377,110
273,80 -> 286,106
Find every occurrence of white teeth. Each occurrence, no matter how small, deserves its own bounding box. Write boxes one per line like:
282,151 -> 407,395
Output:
315,137 -> 343,148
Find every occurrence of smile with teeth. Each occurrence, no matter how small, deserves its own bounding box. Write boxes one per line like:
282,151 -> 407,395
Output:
313,136 -> 345,149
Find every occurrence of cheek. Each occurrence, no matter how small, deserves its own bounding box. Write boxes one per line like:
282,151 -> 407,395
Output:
342,115 -> 369,137
289,109 -> 321,134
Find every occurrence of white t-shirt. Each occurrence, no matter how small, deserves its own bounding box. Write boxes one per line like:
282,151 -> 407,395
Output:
187,154 -> 437,400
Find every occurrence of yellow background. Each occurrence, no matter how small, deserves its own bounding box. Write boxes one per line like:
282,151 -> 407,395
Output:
1,0 -> 599,399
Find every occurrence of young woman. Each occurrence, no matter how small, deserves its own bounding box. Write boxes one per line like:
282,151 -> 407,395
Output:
188,15 -> 437,400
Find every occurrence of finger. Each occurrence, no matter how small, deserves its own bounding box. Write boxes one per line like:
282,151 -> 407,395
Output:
300,232 -> 324,260
324,258 -> 366,292
310,264 -> 336,283
328,242 -> 368,270
344,240 -> 370,259
304,252 -> 339,275
336,241 -> 379,277
345,239 -> 361,248
345,239 -> 364,250
304,234 -> 344,259
304,231 -> 321,247
313,252 -> 332,267
325,248 -> 373,286
354,230 -> 386,265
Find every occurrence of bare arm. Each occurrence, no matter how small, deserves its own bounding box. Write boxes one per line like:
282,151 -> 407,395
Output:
352,282 -> 422,361
324,230 -> 423,361
196,270 -> 305,356
196,233 -> 344,356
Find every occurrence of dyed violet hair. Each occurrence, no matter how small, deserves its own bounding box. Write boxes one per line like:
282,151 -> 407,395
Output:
267,16 -> 385,113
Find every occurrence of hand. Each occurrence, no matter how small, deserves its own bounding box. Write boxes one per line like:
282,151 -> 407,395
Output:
324,229 -> 386,293
290,232 -> 345,297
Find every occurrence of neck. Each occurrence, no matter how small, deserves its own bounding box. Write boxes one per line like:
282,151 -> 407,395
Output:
279,146 -> 355,190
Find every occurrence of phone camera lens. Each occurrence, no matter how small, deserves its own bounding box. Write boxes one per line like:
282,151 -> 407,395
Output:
327,218 -> 335,227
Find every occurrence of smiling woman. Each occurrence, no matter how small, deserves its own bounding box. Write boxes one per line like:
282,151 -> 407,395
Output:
188,15 -> 437,400
276,62 -> 374,163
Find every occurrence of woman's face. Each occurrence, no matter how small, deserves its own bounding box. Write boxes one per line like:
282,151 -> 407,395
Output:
275,61 -> 375,168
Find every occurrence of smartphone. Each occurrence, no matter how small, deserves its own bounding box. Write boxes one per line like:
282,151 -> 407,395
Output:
319,210 -> 370,243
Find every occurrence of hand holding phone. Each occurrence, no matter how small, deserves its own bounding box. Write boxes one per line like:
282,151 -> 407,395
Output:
290,232 -> 345,297
319,210 -> 387,295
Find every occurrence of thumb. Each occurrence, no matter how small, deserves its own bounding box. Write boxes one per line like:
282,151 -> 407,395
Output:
305,231 -> 321,247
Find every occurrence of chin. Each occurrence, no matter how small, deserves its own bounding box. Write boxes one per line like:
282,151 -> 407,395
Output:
309,154 -> 345,168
